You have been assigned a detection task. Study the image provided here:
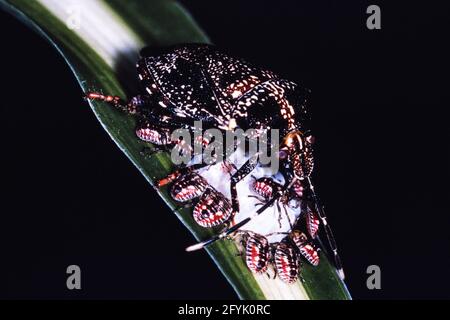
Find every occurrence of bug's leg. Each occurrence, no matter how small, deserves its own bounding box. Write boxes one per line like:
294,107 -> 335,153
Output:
270,244 -> 278,280
139,146 -> 167,159
234,240 -> 244,257
248,195 -> 262,201
166,171 -> 211,214
281,201 -> 293,229
233,242 -> 244,257
264,265 -> 276,280
274,199 -> 293,229
220,160 -> 238,177
230,154 -> 259,213
248,195 -> 265,207
276,201 -> 283,228
306,177 -> 345,280
248,182 -> 266,206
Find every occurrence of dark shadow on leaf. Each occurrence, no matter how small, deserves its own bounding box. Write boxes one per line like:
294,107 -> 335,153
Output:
113,49 -> 140,97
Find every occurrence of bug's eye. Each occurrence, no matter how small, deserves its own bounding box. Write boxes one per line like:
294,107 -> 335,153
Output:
278,150 -> 288,159
306,135 -> 315,145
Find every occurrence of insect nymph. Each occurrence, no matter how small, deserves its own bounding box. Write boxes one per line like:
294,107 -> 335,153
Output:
86,44 -> 344,280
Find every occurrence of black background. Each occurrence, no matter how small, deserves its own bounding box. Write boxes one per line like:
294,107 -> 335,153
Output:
0,1 -> 449,299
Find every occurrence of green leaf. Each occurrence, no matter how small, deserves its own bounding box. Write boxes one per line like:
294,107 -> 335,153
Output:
1,0 -> 351,300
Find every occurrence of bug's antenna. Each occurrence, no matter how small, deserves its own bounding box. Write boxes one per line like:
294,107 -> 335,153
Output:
306,176 -> 345,280
186,177 -> 299,252
282,200 -> 293,229
85,92 -> 129,113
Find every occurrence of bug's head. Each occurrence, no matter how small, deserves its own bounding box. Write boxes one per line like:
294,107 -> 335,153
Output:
289,230 -> 308,243
279,130 -> 315,180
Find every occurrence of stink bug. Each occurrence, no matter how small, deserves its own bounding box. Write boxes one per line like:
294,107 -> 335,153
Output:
274,242 -> 300,284
193,188 -> 233,228
86,44 -> 312,216
242,232 -> 271,274
290,231 -> 320,266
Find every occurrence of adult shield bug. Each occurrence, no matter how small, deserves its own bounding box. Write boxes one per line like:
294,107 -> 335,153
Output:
86,44 -> 311,212
86,44 -> 344,279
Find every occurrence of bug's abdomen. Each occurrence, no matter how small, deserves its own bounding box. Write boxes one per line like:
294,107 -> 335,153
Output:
245,233 -> 270,273
275,243 -> 299,284
193,189 -> 233,228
